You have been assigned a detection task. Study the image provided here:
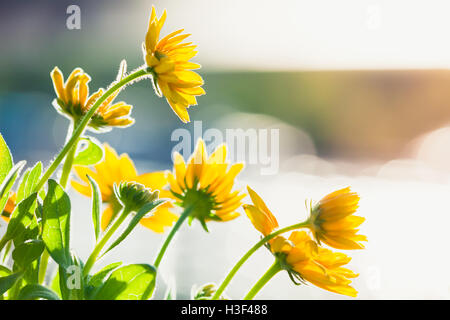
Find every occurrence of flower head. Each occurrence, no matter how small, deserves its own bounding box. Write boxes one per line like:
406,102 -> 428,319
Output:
1,193 -> 16,222
51,67 -> 134,132
114,181 -> 160,212
243,186 -> 279,236
307,187 -> 367,250
143,6 -> 205,123
270,231 -> 358,297
168,139 -> 245,231
71,143 -> 177,233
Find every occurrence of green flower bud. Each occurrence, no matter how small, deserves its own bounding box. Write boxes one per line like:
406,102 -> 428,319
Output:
114,181 -> 159,212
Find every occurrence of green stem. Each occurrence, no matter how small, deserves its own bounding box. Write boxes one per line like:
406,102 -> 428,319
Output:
38,249 -> 50,284
34,68 -> 149,193
59,138 -> 78,189
153,206 -> 193,268
243,261 -> 281,300
59,120 -> 81,189
83,207 -> 132,276
211,220 -> 309,300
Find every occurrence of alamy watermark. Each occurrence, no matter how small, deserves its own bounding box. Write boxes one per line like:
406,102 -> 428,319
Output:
66,265 -> 82,289
171,121 -> 279,175
66,5 -> 81,30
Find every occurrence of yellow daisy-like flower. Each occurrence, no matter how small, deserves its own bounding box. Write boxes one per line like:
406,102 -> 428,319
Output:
143,6 -> 205,123
243,186 -> 279,236
270,231 -> 358,297
71,143 -> 177,233
51,67 -> 134,132
307,187 -> 366,250
168,139 -> 245,230
1,193 -> 16,222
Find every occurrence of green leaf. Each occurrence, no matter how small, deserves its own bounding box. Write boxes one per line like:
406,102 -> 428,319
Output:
42,179 -> 71,268
103,200 -> 166,256
73,137 -> 104,166
0,161 -> 26,214
22,260 -> 39,285
16,169 -> 30,200
87,262 -> 122,288
86,175 -> 101,241
16,162 -> 42,203
17,284 -> 60,300
0,266 -> 10,299
85,262 -> 122,299
3,193 -> 37,244
12,239 -> 45,269
0,133 -> 13,185
92,264 -> 156,300
0,265 -> 11,277
0,271 -> 23,295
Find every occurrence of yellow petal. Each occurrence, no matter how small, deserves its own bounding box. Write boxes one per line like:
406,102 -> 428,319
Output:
139,202 -> 178,233
244,204 -> 276,236
135,171 -> 169,190
50,67 -> 67,103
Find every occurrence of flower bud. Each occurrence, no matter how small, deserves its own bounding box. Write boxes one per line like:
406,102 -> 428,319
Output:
114,181 -> 159,212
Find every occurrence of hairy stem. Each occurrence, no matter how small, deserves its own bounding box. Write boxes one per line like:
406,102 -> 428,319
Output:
83,207 -> 132,277
59,120 -> 80,189
243,261 -> 281,300
153,206 -> 193,268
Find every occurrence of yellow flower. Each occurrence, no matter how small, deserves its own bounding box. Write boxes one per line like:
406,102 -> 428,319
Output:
1,193 -> 16,222
243,186 -> 279,236
51,67 -> 134,132
270,231 -> 358,297
71,143 -> 177,233
307,187 -> 367,250
168,139 -> 245,230
143,6 -> 205,123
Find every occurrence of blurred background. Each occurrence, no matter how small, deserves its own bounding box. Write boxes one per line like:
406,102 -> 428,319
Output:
1,0 -> 450,299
